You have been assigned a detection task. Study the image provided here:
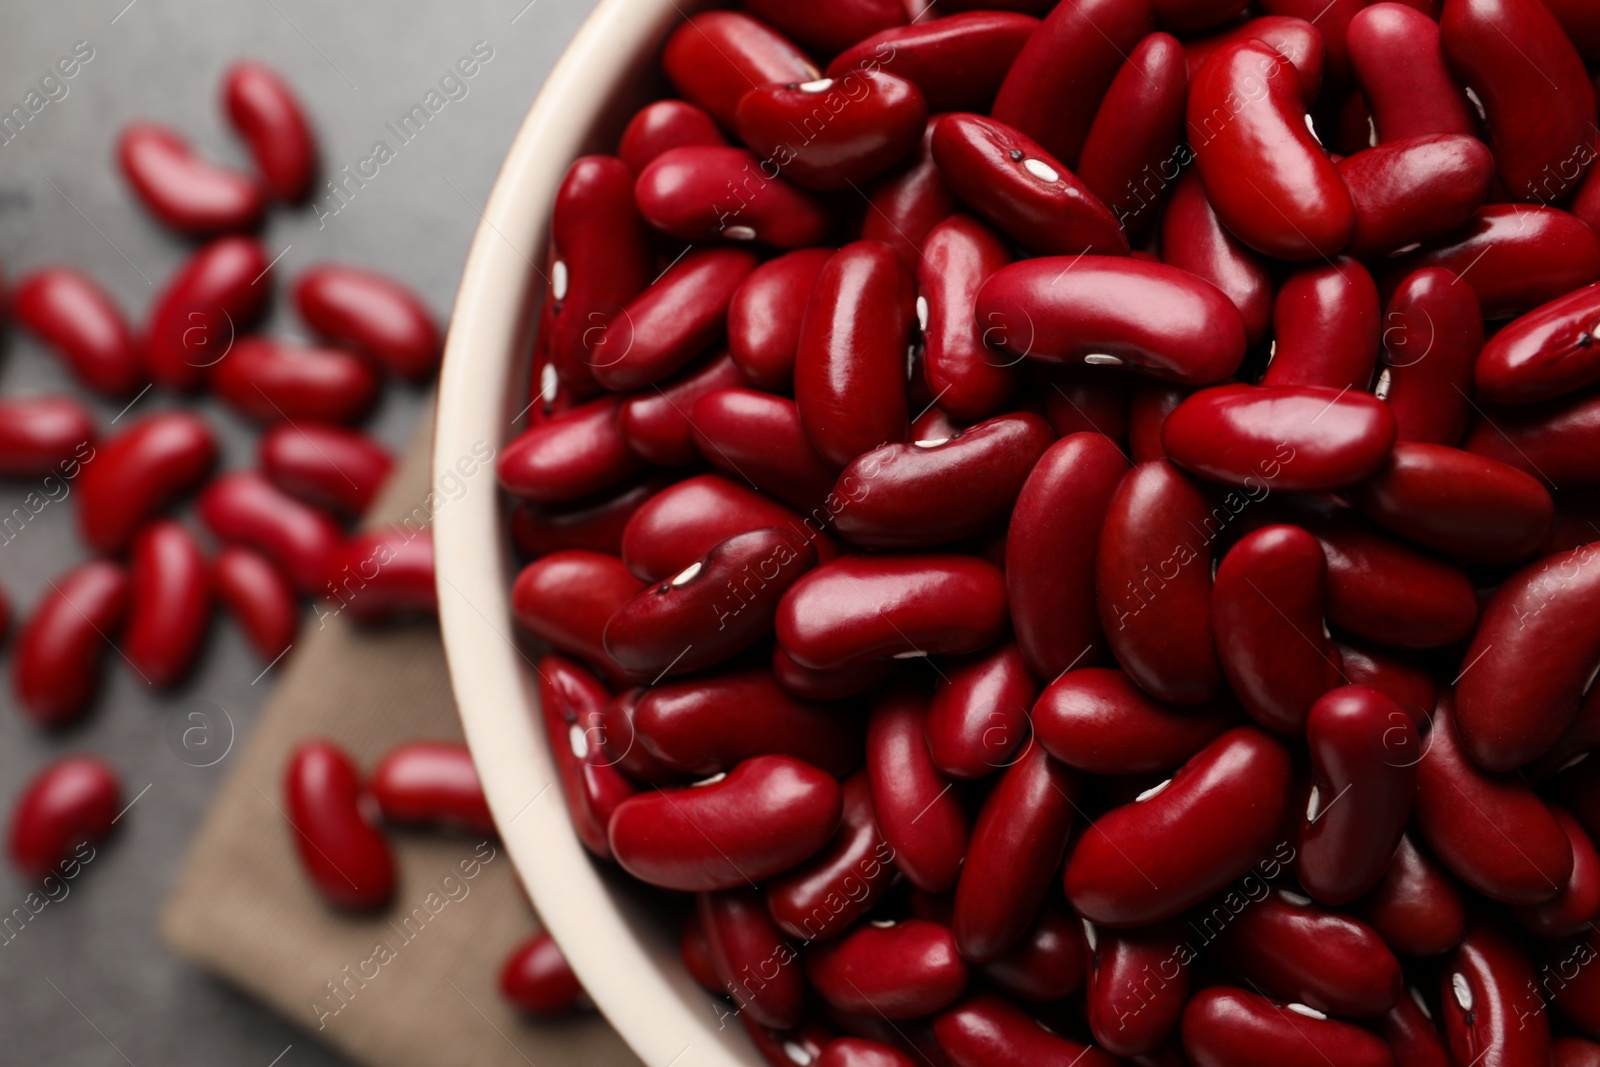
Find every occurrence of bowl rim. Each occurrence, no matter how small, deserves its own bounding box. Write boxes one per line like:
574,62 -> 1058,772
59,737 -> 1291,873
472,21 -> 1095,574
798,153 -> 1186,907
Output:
431,2 -> 754,1064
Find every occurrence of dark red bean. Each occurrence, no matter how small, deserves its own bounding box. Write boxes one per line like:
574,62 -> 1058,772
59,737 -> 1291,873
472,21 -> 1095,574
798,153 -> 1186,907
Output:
512,550 -> 642,676
222,61 -> 316,202
1180,986 -> 1398,1067
145,236 -> 272,391
918,215 -> 1016,421
13,561 -> 128,728
1044,366 -> 1130,444
680,912 -> 722,992
925,643 -> 1037,779
370,740 -> 491,835
212,336 -> 378,424
1543,930 -> 1600,1041
618,100 -> 725,173
1262,259 -> 1380,391
322,530 -> 434,625
7,756 -> 120,879
1337,640 -> 1436,728
608,755 -> 842,891
661,11 -> 818,129
618,352 -> 743,467
621,473 -> 823,584
535,654 -> 635,860
1339,135 -> 1495,261
1348,3 -> 1477,143
116,122 -> 265,234
12,268 -> 143,396
259,422 -> 392,519
931,113 -> 1128,258
212,547 -> 296,662
1065,727 -> 1293,926
866,686 -> 968,893
1463,389 -> 1600,486
511,479 -> 664,559
744,0 -> 905,54
1557,1037 -> 1600,1067
1085,921 -> 1191,1056
700,888 -> 805,1029
1161,171 -> 1276,347
690,389 -> 839,511
1096,461 -> 1223,705
1008,433 -> 1127,680
860,118 -> 958,270
1184,16 -> 1327,101
1439,919 -> 1552,1067
1033,668 -> 1235,776
816,1039 -> 917,1067
808,919 -> 967,1019
499,932 -> 587,1015
635,146 -> 833,248
934,993 -> 1119,1067
1477,283 -> 1600,405
767,770 -> 895,941
123,521 -> 209,689
1356,833 -> 1468,956
827,13 -> 1037,113
1378,267 -> 1483,446
981,900 -> 1085,1002
198,472 -> 341,595
0,397 -> 95,478
283,740 -> 394,910
794,241 -> 915,468
292,264 -> 439,382
498,396 -> 643,504
1154,0 -> 1248,31
726,248 -> 833,392
1077,32 -> 1189,241
1380,989 -> 1451,1067
773,646 -> 899,702
1414,697 -> 1572,904
1513,807 -> 1600,937
736,71 -> 927,192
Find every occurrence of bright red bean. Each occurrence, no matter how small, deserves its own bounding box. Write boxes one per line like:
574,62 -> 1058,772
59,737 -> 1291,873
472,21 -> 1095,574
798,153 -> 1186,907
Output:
1184,16 -> 1327,101
620,473 -> 822,584
860,118 -> 958,270
925,643 -> 1037,779
212,546 -> 296,662
1377,267 -> 1483,445
808,919 -> 967,1020
766,770 -> 895,942
1339,135 -> 1495,261
212,336 -> 378,424
816,1039 -> 917,1067
197,472 -> 342,595
660,11 -> 818,129
222,61 -> 317,201
1034,668 -> 1236,776
323,530 -> 435,625
498,396 -> 643,504
292,264 -> 440,382
866,687 -> 968,893
283,740 -> 395,910
1263,259 -> 1380,392
1439,919 -> 1552,1067
117,122 -> 265,234
1348,4 -> 1477,144
7,756 -> 121,879
918,215 -> 1016,421
618,354 -> 744,468
371,741 -> 492,835
12,268 -> 143,396
13,561 -> 128,728
0,397 -> 95,478
259,422 -> 392,519
1161,170 -> 1276,347
826,13 -> 1037,113
1085,921 -> 1192,1056
511,550 -> 642,675
1077,32 -> 1189,241
700,888 -> 805,1029
934,994 -> 1119,1067
536,654 -> 635,860
689,389 -> 839,512
726,248 -> 833,392
635,146 -> 833,248
1477,283 -> 1600,404
145,236 -> 272,391
1180,987 -> 1398,1067
122,521 -> 209,689
499,932 -> 587,1015
618,100 -> 725,173
735,71 -> 927,192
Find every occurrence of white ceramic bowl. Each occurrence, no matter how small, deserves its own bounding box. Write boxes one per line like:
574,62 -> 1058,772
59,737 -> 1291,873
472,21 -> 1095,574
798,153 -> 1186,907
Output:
432,2 -> 757,1065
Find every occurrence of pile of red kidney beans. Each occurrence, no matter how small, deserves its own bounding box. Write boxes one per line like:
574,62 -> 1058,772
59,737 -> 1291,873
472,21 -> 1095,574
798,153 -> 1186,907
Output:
1,62 -> 586,1017
499,0 -> 1600,1064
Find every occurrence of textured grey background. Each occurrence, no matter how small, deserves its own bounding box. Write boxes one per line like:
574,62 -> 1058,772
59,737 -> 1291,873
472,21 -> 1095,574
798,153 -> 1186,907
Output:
0,0 -> 594,1062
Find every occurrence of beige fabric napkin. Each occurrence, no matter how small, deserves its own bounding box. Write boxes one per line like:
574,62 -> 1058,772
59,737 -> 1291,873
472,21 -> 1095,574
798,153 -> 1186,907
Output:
161,406 -> 642,1067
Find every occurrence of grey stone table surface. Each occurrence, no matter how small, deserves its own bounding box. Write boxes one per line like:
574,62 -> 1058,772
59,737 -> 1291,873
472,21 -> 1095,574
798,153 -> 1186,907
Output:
0,0 -> 595,1062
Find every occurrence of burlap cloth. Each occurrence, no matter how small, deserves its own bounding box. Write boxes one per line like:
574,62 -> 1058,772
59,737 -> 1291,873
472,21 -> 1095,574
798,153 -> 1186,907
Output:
160,404 -> 642,1067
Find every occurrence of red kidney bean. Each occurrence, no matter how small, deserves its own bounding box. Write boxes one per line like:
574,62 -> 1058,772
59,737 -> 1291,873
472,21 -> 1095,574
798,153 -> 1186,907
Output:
123,521 -> 209,689
618,100 -> 726,173
283,740 -> 394,910
929,113 -> 1128,258
1153,0 -> 1249,31
13,561 -> 128,728
12,268 -> 143,396
866,687 -> 968,892
198,472 -> 341,595
1212,525 -> 1343,734
608,755 -> 842,891
827,13 -> 1037,113
1065,727 -> 1292,926
990,0 -> 1154,169
1464,389 -> 1600,485
1385,205 -> 1600,320
1558,1038 -> 1600,1067
1439,919 -> 1551,1067
817,1039 -> 917,1067
0,397 -> 95,478
1215,889 -> 1403,1018
699,888 -> 805,1029
794,241 -> 915,468
292,264 -> 440,382
981,900 -> 1085,1002
1295,686 -> 1418,905
116,122 -> 265,235
773,646 -> 899,702
498,396 -> 643,504
1441,0 -> 1596,203
1267,0 -> 1374,84
1348,4 -> 1477,144
1380,990 -> 1451,1067
925,643 -> 1037,779
1356,834 -> 1468,956
370,740 -> 492,835
1084,921 -> 1191,1056
681,912 -> 722,992
727,248 -> 833,392
1414,698 -> 1572,904
1542,0 -> 1600,59
536,654 -> 635,859
212,546 -> 296,662
1543,929 -> 1600,1040
145,236 -> 272,391
690,389 -> 838,511
1188,41 -> 1355,261
934,993 -> 1119,1067
222,61 -> 316,201
1077,32 -> 1189,241
767,770 -> 895,941
918,216 -> 1016,421
1034,668 -> 1236,775
1351,442 -> 1554,564
1340,135 -> 1494,262
860,118 -> 958,270
259,422 -> 392,519
594,688 -> 689,787
1455,541 -> 1600,770
1161,171 -> 1276,347
1378,267 -> 1483,446
1478,283 -> 1600,404
744,1016 -> 838,1067
808,919 -> 967,1019
1165,384 -> 1398,491
1262,259 -> 1379,391
1045,366 -> 1130,443
323,530 -> 435,624
549,156 -> 651,392
212,336 -> 378,424
1187,13 -> 1327,102
661,11 -> 819,129
777,555 -> 1007,669
512,550 -> 642,674
1513,807 -> 1600,937
513,480 -> 665,560
7,756 -> 121,879
1180,986 -> 1398,1067
621,473 -> 823,583
832,413 -> 1052,549
1337,640 -> 1436,728
592,249 -> 756,392
499,932 -> 587,1015
634,146 -> 833,248
618,352 -> 743,467
976,257 -> 1247,386
736,71 -> 927,193
952,744 -> 1079,962
744,0 -> 904,55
